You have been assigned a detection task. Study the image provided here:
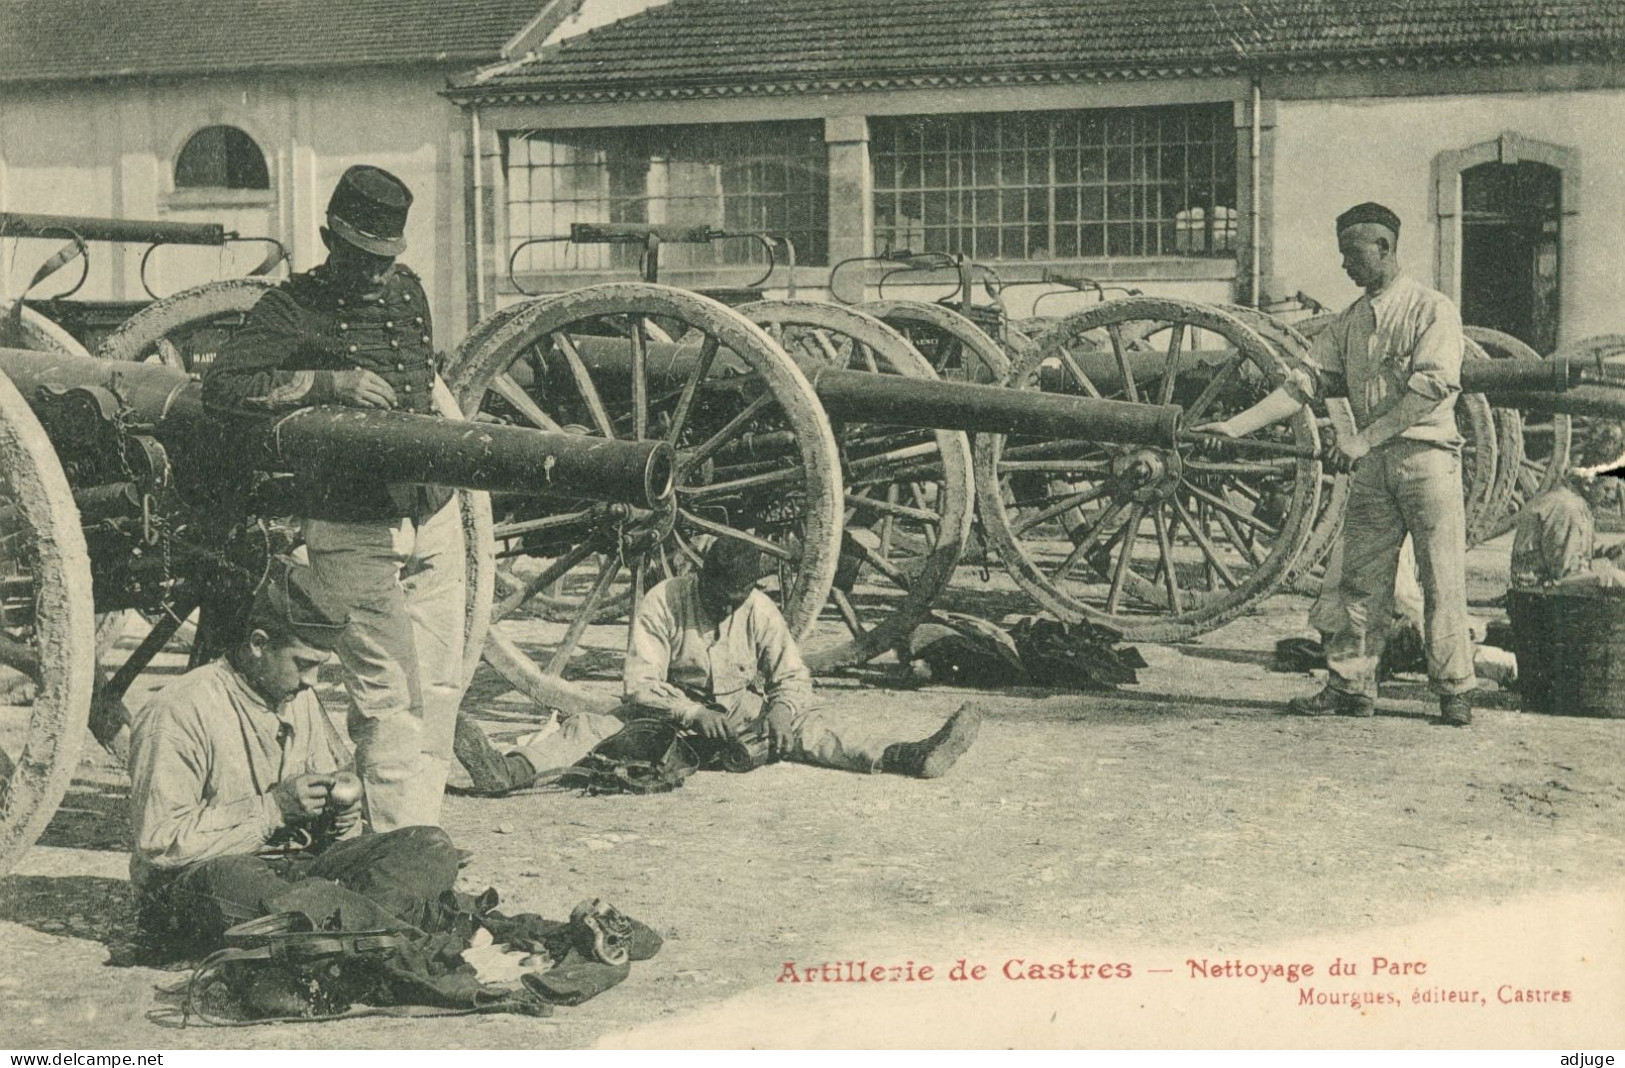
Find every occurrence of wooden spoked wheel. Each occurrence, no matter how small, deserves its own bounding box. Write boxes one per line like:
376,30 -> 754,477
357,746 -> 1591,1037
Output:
0,307 -> 101,706
447,283 -> 842,705
0,367 -> 97,877
1465,326 -> 1562,541
857,300 -> 1011,384
93,280 -> 495,690
736,300 -> 975,669
975,298 -> 1321,641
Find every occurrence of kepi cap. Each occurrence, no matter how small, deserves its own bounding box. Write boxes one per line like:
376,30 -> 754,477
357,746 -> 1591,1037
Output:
326,164 -> 412,257
254,555 -> 349,650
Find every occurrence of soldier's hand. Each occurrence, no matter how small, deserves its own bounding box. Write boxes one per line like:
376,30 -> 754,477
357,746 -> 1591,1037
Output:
1325,431 -> 1369,475
1189,421 -> 1241,459
689,708 -> 736,742
330,805 -> 363,836
271,773 -> 336,824
330,369 -> 397,410
761,701 -> 796,757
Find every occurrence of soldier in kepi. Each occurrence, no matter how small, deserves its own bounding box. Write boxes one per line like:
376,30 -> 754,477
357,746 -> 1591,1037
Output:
203,165 -> 467,830
1195,202 -> 1477,726
459,538 -> 984,794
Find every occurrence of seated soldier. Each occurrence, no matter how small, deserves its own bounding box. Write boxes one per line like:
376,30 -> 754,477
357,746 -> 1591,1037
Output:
129,559 -> 461,955
464,538 -> 981,793
1512,472 -> 1599,589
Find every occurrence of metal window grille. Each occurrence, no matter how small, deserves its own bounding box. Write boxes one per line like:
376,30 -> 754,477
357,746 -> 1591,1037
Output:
872,105 -> 1237,261
504,122 -> 829,274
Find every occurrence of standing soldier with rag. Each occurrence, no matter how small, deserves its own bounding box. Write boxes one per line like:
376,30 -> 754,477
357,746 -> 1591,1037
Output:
1196,202 -> 1477,725
203,165 -> 467,829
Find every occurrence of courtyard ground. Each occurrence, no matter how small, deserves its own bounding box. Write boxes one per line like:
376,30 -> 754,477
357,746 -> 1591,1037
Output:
1,533 -> 1621,1049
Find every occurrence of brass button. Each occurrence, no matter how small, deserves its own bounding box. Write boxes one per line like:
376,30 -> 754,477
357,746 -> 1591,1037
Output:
390,339 -> 400,350
339,322 -> 349,332
385,321 -> 394,329
377,297 -> 386,306
403,384 -> 413,394
415,316 -> 424,326
395,362 -> 405,371
420,335 -> 430,344
347,344 -> 358,354
337,297 -> 346,307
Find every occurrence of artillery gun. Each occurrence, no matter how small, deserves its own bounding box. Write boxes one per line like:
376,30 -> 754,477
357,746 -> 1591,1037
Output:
0,338 -> 672,877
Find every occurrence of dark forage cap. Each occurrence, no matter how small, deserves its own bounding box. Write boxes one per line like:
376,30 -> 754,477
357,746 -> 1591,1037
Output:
254,555 -> 350,649
326,164 -> 412,257
1335,201 -> 1401,237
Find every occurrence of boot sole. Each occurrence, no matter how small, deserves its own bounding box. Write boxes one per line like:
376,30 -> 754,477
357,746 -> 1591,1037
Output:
919,707 -> 982,778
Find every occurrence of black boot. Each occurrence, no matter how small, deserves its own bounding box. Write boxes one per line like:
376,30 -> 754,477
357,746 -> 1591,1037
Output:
881,705 -> 982,779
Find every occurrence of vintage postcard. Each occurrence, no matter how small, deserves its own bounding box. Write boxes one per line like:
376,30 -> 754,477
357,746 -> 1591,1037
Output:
1,0 -> 1622,1052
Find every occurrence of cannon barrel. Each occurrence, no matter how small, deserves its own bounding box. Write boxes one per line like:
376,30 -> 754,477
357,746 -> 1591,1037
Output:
808,366 -> 1181,446
565,335 -> 1181,448
0,345 -> 673,508
1460,358 -> 1585,396
0,211 -> 229,245
261,407 -> 673,505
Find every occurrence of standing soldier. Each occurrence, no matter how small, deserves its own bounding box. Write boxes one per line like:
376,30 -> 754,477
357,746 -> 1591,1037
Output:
1196,202 -> 1476,725
203,165 -> 467,829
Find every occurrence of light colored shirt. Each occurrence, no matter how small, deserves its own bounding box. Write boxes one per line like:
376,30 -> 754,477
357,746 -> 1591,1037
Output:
1511,485 -> 1595,588
127,659 -> 350,889
623,573 -> 813,722
1289,275 -> 1464,449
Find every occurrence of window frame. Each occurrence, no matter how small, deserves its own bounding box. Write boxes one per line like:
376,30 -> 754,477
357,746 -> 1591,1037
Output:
500,119 -> 831,293
165,124 -> 275,211
869,104 -> 1239,267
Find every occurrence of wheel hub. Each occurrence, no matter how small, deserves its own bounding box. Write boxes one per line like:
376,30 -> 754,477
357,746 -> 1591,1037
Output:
1111,447 -> 1182,503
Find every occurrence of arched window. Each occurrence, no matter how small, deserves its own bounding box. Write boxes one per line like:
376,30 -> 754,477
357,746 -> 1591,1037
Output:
175,126 -> 269,190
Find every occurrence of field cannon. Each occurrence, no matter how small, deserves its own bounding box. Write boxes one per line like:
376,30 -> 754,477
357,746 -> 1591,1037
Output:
443,280 -> 1625,708
0,338 -> 673,876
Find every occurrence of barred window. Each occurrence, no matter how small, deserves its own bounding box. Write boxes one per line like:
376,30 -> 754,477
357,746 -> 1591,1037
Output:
872,105 -> 1237,261
504,121 -> 829,275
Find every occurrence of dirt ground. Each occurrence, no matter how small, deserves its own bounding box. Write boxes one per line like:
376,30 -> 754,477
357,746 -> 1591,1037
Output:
2,532 -> 1623,1049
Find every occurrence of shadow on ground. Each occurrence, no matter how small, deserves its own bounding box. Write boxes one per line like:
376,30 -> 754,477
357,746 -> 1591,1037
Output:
0,873 -> 136,949
37,779 -> 131,853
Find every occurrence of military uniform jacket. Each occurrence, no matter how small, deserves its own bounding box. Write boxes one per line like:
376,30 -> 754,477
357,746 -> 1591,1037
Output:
201,262 -> 453,520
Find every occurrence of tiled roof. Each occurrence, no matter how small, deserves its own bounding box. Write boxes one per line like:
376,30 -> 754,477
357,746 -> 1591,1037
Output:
0,0 -> 547,84
449,0 -> 1625,101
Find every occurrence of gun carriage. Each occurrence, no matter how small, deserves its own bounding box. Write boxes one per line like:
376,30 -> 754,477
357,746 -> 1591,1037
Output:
0,336 -> 672,877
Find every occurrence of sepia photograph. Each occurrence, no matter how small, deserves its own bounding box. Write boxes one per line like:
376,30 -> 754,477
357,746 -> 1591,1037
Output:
0,0 -> 1622,1051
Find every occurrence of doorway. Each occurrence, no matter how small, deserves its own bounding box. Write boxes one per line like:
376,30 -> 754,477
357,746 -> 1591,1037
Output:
1458,160 -> 1561,354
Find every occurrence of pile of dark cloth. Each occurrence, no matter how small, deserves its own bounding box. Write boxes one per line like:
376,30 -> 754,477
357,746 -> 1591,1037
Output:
907,612 -> 1147,690
1271,624 -> 1427,680
178,879 -> 660,1025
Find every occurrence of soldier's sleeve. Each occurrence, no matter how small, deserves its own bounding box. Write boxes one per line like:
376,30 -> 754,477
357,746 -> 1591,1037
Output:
1405,294 -> 1464,402
623,587 -> 693,719
751,595 -> 814,715
201,288 -> 338,413
1287,320 -> 1347,404
1551,492 -> 1597,581
128,695 -> 282,873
